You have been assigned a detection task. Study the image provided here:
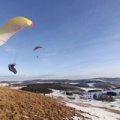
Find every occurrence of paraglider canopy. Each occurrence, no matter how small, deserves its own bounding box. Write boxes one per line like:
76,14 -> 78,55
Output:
0,16 -> 34,46
33,46 -> 45,58
33,46 -> 44,51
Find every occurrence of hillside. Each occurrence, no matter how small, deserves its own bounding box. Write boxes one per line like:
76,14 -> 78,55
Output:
0,87 -> 81,120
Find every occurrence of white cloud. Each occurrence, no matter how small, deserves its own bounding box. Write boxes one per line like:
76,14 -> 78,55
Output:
0,75 -> 57,81
44,52 -> 57,57
5,46 -> 16,54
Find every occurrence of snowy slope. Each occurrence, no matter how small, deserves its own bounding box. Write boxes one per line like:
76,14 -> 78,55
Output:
46,89 -> 120,120
0,83 -> 9,86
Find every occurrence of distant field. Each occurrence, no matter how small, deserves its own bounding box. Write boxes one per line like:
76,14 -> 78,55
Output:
21,83 -> 84,94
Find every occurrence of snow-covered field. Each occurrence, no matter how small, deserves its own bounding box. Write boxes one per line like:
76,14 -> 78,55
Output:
9,86 -> 26,90
0,83 -> 9,86
46,89 -> 120,120
79,87 -> 103,91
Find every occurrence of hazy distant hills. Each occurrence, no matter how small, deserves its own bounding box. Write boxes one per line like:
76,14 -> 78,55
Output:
95,77 -> 120,83
20,78 -> 120,89
1,77 -> 120,89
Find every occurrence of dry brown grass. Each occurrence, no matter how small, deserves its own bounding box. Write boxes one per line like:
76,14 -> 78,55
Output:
99,107 -> 120,115
0,87 -> 80,120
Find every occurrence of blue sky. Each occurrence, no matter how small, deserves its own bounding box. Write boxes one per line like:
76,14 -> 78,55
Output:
0,0 -> 120,80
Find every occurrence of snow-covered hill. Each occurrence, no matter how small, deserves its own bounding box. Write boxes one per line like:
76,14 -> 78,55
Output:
46,89 -> 120,120
0,82 -> 9,86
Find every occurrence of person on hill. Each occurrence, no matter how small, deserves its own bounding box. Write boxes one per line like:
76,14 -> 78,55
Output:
8,63 -> 17,74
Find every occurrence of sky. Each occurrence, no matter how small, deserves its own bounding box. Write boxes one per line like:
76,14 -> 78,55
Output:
1,0 -> 120,81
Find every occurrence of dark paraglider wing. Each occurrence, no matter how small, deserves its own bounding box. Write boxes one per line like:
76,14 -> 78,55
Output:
33,46 -> 44,51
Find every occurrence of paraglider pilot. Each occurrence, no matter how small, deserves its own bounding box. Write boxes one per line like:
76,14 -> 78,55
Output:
8,63 -> 17,74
